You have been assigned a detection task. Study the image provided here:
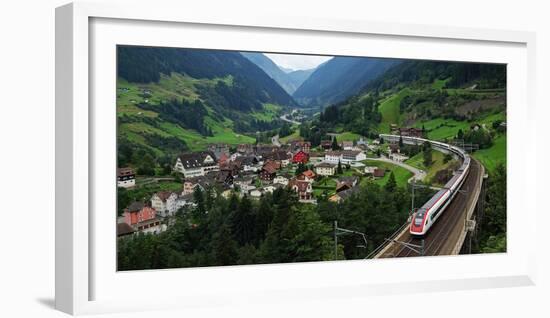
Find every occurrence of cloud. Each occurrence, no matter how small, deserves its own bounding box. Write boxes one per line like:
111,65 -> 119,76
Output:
264,53 -> 332,71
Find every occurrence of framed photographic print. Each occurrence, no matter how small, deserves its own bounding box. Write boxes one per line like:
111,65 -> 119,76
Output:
56,1 -> 537,315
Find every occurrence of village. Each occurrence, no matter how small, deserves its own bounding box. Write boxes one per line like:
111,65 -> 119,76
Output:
116,127 -> 426,238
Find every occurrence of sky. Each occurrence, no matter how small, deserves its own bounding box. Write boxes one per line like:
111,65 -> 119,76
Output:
264,53 -> 333,71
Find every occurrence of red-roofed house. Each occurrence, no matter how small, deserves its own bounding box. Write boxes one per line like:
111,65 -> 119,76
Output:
288,179 -> 314,203
260,160 -> 279,181
292,150 -> 309,164
298,169 -> 316,182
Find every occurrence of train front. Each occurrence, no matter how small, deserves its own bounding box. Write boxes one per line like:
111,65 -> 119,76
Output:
410,208 -> 428,236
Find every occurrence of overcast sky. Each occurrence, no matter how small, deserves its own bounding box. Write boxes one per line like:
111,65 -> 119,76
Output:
264,53 -> 333,71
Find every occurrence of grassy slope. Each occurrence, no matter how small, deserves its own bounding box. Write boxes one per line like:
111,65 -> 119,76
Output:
117,73 -> 257,153
361,160 -> 413,188
376,88 -> 411,133
376,79 -> 506,177
472,134 -> 506,174
405,151 -> 457,185
251,103 -> 282,122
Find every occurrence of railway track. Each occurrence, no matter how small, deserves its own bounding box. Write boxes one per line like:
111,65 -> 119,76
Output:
378,159 -> 482,258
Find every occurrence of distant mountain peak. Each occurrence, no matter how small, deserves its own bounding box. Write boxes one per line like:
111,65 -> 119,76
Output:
241,52 -> 316,96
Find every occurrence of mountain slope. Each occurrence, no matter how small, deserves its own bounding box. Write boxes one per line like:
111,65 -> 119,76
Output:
287,69 -> 315,91
118,46 -> 297,109
292,56 -> 399,108
117,46 -> 297,166
241,52 -> 314,95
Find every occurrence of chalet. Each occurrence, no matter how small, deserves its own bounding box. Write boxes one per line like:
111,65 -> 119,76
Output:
182,176 -> 213,195
320,140 -> 333,150
233,176 -> 255,189
216,169 -> 234,188
357,137 -> 368,147
123,202 -> 164,234
309,151 -> 325,164
255,144 -> 279,157
237,143 -> 254,154
364,166 -> 377,175
329,187 -> 360,203
175,193 -> 195,209
117,167 -> 135,188
388,143 -> 400,154
399,127 -> 423,138
151,191 -> 178,217
337,176 -> 359,188
298,169 -> 316,182
315,162 -> 336,176
341,150 -> 366,163
234,156 -> 260,172
174,151 -> 219,178
373,168 -> 386,178
260,161 -> 279,181
273,175 -> 289,186
290,141 -> 311,153
263,150 -> 290,167
292,150 -> 309,164
288,179 -> 315,203
116,222 -> 136,238
219,161 -> 240,176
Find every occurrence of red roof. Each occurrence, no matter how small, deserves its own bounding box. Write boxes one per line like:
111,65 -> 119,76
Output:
301,170 -> 316,178
292,151 -> 309,163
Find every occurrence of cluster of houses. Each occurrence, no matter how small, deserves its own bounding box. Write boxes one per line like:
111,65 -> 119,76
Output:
116,137 -> 389,238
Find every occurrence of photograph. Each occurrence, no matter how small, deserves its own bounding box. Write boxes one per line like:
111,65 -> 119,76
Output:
115,45 -> 507,270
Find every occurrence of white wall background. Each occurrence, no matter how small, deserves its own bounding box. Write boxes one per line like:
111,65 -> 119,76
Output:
0,0 -> 548,316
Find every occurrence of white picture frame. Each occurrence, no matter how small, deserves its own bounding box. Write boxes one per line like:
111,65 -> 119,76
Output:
56,1 -> 537,315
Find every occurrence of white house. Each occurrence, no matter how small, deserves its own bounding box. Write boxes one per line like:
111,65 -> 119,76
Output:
117,168 -> 135,188
273,175 -> 289,186
315,162 -> 336,176
324,151 -> 343,164
263,185 -> 277,194
174,151 -> 219,178
364,166 -> 377,175
151,191 -> 178,217
249,189 -> 263,199
341,150 -> 367,164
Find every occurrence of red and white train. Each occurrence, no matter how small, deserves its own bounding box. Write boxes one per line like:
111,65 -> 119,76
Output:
379,134 -> 471,236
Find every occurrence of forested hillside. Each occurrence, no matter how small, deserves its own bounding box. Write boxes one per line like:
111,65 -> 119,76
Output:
117,46 -> 298,170
293,56 -> 399,108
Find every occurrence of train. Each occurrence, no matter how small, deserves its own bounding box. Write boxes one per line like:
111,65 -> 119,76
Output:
379,134 -> 471,236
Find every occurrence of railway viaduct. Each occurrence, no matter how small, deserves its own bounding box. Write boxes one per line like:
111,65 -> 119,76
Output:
369,135 -> 487,258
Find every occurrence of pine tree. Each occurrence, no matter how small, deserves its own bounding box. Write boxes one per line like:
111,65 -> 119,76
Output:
211,222 -> 238,266
231,195 -> 256,246
385,171 -> 397,192
331,137 -> 339,150
337,160 -> 343,174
